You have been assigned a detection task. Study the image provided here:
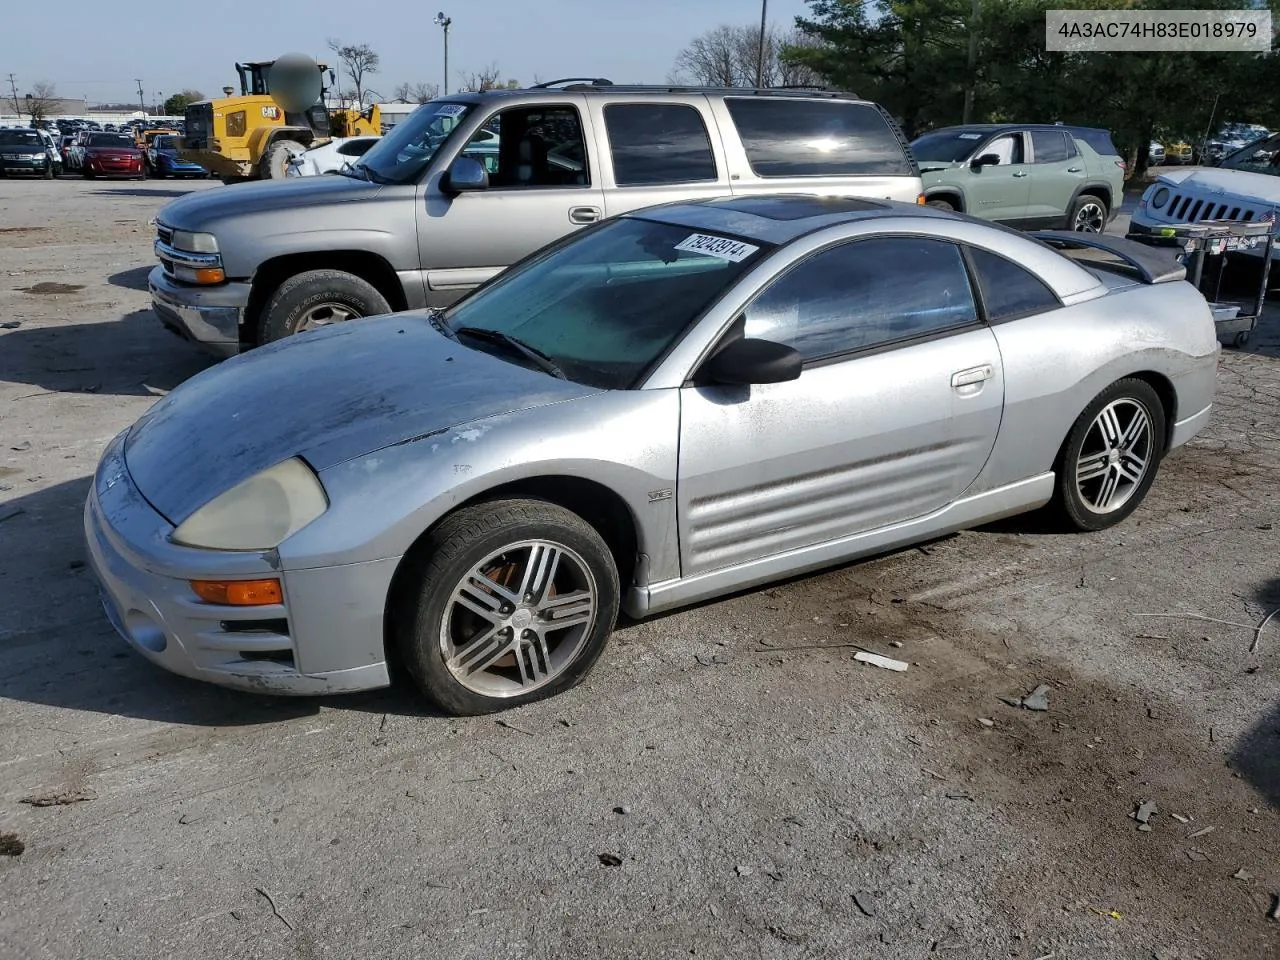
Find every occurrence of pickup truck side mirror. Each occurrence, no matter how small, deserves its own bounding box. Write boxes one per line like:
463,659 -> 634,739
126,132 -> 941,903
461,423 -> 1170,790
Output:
443,156 -> 489,194
701,337 -> 802,386
971,153 -> 1000,170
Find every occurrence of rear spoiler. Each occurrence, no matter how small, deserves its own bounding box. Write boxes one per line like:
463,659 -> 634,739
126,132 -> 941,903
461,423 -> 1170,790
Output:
1030,230 -> 1187,284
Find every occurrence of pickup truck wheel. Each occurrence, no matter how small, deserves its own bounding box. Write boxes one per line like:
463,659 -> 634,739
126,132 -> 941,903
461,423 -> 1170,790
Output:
259,269 -> 392,344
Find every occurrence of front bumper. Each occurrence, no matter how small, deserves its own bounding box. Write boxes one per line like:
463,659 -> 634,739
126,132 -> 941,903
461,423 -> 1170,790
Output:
84,432 -> 393,696
149,264 -> 248,357
0,155 -> 48,173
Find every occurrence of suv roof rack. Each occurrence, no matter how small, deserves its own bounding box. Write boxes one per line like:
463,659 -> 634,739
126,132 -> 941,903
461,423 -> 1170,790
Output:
552,83 -> 857,99
531,77 -> 614,88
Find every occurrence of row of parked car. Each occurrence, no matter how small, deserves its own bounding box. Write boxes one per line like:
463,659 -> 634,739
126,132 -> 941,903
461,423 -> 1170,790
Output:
1148,124 -> 1272,167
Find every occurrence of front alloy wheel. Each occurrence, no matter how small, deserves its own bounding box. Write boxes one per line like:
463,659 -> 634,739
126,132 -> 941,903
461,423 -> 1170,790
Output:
395,499 -> 620,715
1056,379 -> 1166,531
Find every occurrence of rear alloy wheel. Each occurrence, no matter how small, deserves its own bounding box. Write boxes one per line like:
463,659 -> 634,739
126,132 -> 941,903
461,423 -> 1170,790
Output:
1055,378 -> 1166,531
1070,195 -> 1107,233
258,268 -> 392,344
394,499 -> 620,715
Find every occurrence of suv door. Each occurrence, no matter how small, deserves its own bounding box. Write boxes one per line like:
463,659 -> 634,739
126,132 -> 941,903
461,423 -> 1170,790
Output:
963,132 -> 1032,224
676,235 -> 1004,576
585,97 -> 731,218
1027,129 -> 1086,226
418,97 -> 605,304
711,96 -> 921,203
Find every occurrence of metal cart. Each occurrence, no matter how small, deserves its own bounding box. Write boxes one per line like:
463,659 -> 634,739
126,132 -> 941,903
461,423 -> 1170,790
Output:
1125,219 -> 1276,348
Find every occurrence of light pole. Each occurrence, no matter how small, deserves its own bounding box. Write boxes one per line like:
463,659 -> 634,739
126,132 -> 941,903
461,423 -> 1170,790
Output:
755,0 -> 768,88
434,12 -> 452,95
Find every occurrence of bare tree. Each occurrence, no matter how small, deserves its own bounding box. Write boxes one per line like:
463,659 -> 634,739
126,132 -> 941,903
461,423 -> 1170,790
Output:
393,81 -> 439,103
24,81 -> 59,125
457,63 -> 503,93
671,24 -> 821,88
327,39 -> 380,105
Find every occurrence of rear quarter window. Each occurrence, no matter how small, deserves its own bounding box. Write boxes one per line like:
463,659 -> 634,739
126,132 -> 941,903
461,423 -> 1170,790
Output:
1068,127 -> 1119,157
724,98 -> 916,178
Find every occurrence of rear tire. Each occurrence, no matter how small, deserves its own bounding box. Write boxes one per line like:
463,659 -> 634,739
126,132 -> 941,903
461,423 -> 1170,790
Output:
1070,195 -> 1108,233
1054,378 -> 1166,531
392,499 -> 620,716
258,268 -> 392,344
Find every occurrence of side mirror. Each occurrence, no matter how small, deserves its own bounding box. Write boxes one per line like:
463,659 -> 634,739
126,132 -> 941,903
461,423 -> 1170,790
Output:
701,337 -> 802,386
443,156 -> 489,194
971,153 -> 1000,169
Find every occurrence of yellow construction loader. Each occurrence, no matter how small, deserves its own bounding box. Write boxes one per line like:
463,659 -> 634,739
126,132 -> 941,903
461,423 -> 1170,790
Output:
180,55 -> 380,183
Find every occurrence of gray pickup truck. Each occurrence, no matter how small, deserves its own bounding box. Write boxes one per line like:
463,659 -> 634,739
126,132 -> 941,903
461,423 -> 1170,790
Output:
148,81 -> 923,357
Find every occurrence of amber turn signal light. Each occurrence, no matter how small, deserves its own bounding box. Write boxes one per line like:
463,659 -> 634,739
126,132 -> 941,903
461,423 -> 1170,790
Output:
916,193 -> 926,205
193,267 -> 225,284
190,578 -> 283,606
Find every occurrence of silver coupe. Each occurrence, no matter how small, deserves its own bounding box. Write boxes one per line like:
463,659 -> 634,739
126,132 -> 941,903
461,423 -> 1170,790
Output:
86,196 -> 1218,715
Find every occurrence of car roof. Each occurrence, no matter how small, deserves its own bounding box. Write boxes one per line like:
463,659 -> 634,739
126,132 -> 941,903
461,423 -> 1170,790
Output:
441,84 -> 869,105
623,195 -> 955,245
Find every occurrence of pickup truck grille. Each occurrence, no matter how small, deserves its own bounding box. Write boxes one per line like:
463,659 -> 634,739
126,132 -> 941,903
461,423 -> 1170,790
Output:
184,103 -> 212,149
156,222 -> 174,246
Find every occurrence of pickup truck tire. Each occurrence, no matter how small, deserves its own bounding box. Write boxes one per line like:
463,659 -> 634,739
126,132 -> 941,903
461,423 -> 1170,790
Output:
259,269 -> 392,344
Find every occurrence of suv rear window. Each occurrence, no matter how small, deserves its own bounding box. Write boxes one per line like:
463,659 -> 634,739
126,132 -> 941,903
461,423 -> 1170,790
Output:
1065,126 -> 1119,158
724,98 -> 915,178
604,103 -> 717,186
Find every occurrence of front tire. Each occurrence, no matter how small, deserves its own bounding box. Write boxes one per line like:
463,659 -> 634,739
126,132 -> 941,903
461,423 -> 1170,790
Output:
926,198 -> 956,212
260,140 -> 304,179
1070,195 -> 1108,233
1054,378 -> 1166,531
258,268 -> 392,344
393,499 -> 620,716
42,162 -> 53,180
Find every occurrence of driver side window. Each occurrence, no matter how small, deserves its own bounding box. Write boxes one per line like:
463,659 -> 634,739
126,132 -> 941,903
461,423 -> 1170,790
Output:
459,106 -> 590,188
743,237 -> 978,361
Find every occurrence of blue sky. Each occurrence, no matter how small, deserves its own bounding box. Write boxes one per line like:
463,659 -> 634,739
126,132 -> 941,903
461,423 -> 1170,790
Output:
8,0 -> 816,106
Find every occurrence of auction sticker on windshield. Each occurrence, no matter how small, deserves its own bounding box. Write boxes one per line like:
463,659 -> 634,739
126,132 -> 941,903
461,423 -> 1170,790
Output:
674,234 -> 760,262
434,104 -> 468,118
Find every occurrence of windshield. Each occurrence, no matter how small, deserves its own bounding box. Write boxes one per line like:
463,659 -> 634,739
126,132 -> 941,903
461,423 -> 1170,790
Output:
0,130 -> 41,146
910,130 -> 988,163
357,102 -> 474,184
1220,134 -> 1280,176
153,136 -> 176,150
88,133 -> 135,148
442,218 -> 772,389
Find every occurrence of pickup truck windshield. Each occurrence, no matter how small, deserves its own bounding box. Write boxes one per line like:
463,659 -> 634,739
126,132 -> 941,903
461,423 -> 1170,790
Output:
442,217 -> 772,390
357,102 -> 474,184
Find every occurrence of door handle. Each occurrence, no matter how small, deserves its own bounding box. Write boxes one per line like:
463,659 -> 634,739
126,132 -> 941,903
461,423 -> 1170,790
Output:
1012,171 -> 1028,178
951,364 -> 994,388
1067,166 -> 1083,173
569,206 -> 601,224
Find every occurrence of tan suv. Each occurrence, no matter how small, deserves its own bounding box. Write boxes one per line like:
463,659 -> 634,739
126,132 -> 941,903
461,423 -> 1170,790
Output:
149,81 -> 924,356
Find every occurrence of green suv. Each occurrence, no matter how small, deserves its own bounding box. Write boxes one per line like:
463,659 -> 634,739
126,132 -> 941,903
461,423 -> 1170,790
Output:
911,124 -> 1125,232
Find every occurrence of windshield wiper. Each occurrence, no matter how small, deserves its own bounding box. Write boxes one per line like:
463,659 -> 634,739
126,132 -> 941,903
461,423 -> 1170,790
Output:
453,326 -> 566,380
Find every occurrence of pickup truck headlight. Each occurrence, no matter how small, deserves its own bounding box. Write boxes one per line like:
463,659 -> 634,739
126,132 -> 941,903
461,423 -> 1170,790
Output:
172,230 -> 219,253
171,458 -> 328,550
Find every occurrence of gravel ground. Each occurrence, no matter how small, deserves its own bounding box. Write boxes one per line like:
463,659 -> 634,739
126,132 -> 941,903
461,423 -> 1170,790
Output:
1,177 -> 1278,960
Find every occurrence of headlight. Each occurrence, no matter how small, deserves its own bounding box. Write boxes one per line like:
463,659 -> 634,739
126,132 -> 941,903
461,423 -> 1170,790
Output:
1151,187 -> 1170,209
172,229 -> 219,253
171,458 -> 328,550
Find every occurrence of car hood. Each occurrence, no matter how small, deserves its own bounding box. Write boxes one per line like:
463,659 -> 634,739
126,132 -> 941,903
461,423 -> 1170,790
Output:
1151,167 -> 1280,203
123,314 -> 601,525
157,174 -> 380,231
